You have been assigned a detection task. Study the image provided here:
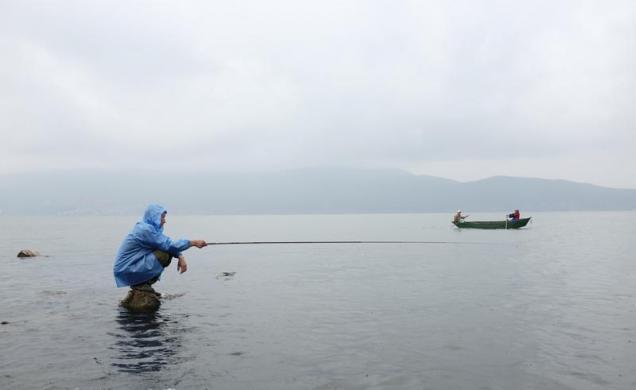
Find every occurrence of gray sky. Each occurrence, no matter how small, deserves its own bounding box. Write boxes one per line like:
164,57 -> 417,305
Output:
1,1 -> 635,188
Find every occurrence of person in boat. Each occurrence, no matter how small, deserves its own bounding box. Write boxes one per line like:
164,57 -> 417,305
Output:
453,210 -> 468,223
507,209 -> 521,221
113,204 -> 207,295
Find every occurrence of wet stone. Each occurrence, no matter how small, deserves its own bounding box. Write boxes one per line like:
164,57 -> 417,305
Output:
120,289 -> 160,312
17,249 -> 40,258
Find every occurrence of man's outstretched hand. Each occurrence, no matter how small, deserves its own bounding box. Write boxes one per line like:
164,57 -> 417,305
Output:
191,240 -> 207,248
179,240 -> 206,273
177,255 -> 188,274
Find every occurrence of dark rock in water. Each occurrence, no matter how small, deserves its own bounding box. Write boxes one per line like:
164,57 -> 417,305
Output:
216,271 -> 236,280
17,249 -> 40,258
120,289 -> 160,312
1,321 -> 8,325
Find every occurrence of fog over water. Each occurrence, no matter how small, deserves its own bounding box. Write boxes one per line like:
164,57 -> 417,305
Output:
1,1 -> 635,187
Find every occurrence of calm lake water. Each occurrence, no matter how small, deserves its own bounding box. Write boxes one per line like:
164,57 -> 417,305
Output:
1,212 -> 635,389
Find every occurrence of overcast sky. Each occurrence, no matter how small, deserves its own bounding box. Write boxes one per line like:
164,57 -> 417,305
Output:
1,1 -> 635,188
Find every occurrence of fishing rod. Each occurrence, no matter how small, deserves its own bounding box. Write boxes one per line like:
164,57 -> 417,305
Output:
205,240 -> 470,245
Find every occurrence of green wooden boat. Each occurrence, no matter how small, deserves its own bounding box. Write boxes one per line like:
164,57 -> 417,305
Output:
453,217 -> 531,229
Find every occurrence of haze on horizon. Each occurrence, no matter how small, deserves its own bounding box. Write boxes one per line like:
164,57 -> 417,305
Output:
1,1 -> 635,189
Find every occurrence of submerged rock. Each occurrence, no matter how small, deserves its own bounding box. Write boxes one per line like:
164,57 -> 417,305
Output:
17,249 -> 40,258
161,292 -> 186,301
41,290 -> 67,296
120,289 -> 160,312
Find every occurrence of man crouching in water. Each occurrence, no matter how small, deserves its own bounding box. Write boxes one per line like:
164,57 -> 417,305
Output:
114,204 -> 207,297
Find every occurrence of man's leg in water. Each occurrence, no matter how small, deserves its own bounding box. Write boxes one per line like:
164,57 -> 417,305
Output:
132,251 -> 172,295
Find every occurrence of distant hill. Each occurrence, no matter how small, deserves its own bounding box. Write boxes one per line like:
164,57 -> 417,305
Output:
1,168 -> 635,215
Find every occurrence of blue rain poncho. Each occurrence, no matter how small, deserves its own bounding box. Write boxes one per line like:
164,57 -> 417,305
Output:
114,204 -> 191,287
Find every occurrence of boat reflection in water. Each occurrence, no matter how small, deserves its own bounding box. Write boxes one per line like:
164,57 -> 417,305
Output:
110,308 -> 187,373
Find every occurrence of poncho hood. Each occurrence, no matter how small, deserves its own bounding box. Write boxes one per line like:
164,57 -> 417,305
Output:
143,204 -> 166,231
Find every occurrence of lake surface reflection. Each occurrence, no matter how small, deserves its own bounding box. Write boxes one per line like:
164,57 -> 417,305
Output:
110,309 -> 185,374
1,212 -> 635,389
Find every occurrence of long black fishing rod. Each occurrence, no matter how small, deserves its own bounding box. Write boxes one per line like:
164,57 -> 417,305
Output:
205,240 -> 469,245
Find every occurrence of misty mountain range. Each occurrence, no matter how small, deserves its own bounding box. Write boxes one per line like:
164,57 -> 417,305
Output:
1,168 -> 635,215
